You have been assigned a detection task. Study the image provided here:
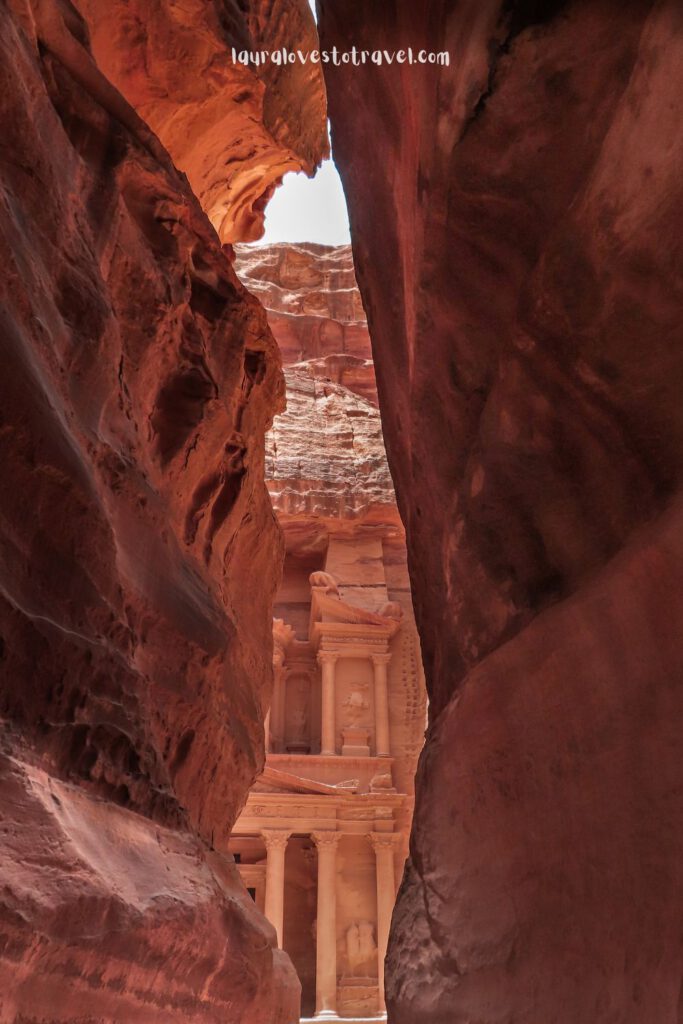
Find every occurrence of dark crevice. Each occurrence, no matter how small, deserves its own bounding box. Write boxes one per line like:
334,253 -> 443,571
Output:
464,0 -> 569,134
151,363 -> 217,465
170,729 -> 195,778
189,275 -> 231,321
505,0 -> 570,39
244,349 -> 266,386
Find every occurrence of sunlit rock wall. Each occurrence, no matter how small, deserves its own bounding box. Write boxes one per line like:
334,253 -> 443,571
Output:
75,0 -> 329,241
236,243 -> 392,524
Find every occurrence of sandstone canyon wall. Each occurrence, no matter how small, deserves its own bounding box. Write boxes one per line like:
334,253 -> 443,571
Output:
236,244 -> 388,516
0,1 -> 323,1020
76,0 -> 328,242
319,2 -> 683,1022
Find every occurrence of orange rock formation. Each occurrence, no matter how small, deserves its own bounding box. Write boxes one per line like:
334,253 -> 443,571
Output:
3,0 -> 682,1021
237,244 -> 389,519
76,0 -> 328,241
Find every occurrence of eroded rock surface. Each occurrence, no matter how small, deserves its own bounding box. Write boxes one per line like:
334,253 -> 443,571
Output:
319,2 -> 683,1021
0,745 -> 297,1023
237,243 -> 377,403
237,243 -> 391,522
0,0 -> 305,1018
75,0 -> 328,241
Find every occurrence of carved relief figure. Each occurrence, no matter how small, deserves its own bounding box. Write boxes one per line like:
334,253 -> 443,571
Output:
346,922 -> 361,974
345,921 -> 377,977
358,921 -> 376,965
370,772 -> 396,793
285,671 -> 311,752
342,688 -> 370,723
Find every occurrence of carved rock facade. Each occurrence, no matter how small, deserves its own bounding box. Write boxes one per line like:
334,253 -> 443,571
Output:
232,244 -> 427,1019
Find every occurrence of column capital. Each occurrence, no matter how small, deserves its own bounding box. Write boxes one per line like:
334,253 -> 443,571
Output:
311,830 -> 342,850
371,652 -> 392,666
261,828 -> 291,850
317,649 -> 339,666
369,831 -> 398,853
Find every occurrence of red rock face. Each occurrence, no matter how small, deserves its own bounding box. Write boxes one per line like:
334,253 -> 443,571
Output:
319,1 -> 683,1021
237,242 -> 401,589
75,0 -> 328,241
0,0 -> 308,1018
237,243 -> 377,404
0,747 -> 298,1023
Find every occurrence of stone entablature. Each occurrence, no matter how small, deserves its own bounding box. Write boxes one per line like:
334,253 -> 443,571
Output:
237,789 -> 404,836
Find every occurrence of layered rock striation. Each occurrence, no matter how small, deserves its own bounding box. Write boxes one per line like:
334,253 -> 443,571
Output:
0,1 -> 319,1019
319,2 -> 683,1022
237,243 -> 392,526
237,243 -> 376,404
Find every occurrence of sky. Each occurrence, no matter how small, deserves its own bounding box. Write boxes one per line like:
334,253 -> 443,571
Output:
259,158 -> 351,245
256,0 -> 352,246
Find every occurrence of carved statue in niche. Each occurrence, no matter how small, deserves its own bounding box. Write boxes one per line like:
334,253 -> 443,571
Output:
285,671 -> 311,753
345,921 -> 377,977
342,688 -> 370,724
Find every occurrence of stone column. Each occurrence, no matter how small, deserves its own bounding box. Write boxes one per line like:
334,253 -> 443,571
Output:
261,829 -> 290,948
370,832 -> 398,1013
317,651 -> 338,756
372,653 -> 392,757
312,830 -> 341,1018
264,706 -> 272,753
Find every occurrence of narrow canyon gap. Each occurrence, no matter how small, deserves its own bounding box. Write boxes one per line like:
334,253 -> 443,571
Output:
318,2 -> 683,1023
0,1 -> 424,1022
229,243 -> 427,1021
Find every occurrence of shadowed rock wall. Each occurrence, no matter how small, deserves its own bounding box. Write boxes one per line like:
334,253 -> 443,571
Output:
319,1 -> 683,1021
